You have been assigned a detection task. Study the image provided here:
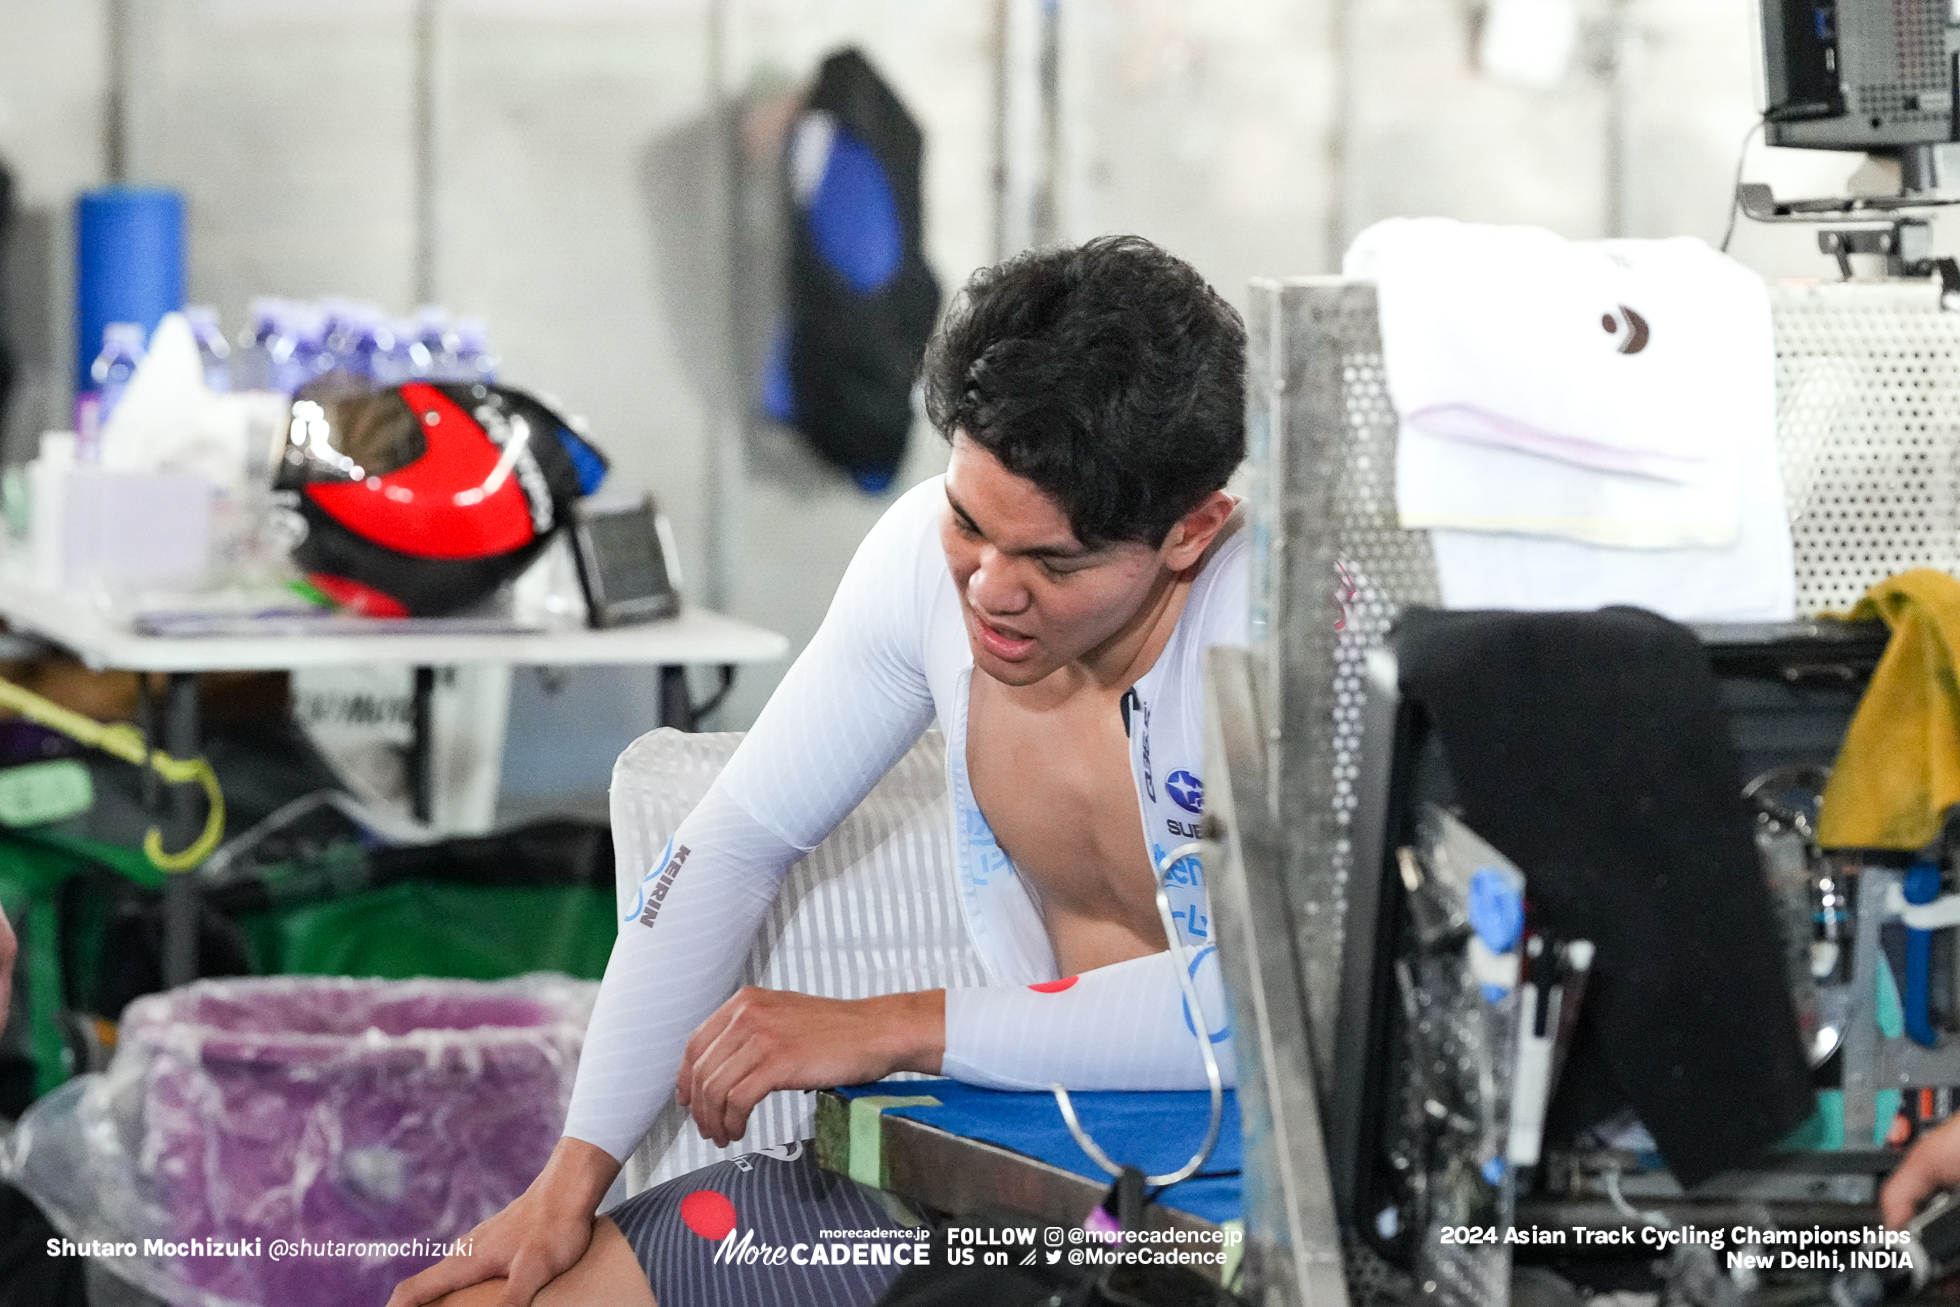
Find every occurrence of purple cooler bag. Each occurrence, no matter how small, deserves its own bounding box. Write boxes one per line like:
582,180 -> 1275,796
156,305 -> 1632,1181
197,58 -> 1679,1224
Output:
3,973 -> 594,1307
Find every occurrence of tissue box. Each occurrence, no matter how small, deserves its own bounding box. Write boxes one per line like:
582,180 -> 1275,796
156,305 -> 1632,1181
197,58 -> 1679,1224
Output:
62,467 -> 211,589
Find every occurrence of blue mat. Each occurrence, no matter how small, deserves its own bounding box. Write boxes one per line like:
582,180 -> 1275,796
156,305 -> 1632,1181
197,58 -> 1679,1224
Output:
839,1080 -> 1242,1226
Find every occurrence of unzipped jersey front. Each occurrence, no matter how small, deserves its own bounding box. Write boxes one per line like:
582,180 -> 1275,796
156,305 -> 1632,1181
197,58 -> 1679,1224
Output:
566,477 -> 1244,1161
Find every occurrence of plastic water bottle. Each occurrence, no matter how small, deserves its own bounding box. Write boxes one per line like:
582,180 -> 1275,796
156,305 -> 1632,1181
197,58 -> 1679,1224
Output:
353,312 -> 387,382
287,303 -> 333,389
324,300 -> 385,381
415,306 -> 460,380
369,318 -> 420,387
413,304 -> 449,351
89,321 -> 147,422
30,431 -> 77,588
232,297 -> 285,391
319,297 -> 359,360
316,300 -> 359,381
185,305 -> 232,392
250,299 -> 307,395
452,317 -> 498,382
326,303 -> 368,380
402,316 -> 432,379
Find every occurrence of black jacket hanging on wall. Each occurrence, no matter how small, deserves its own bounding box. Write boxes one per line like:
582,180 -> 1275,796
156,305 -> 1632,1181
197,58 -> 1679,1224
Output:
783,48 -> 941,490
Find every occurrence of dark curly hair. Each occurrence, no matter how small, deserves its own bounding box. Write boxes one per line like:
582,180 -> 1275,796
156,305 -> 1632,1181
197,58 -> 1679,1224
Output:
921,235 -> 1245,549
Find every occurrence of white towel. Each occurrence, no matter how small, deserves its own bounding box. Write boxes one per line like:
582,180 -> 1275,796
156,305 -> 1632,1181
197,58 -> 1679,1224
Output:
1347,220 -> 1786,552
1344,218 -> 1795,621
1344,218 -> 1764,483
1423,454 -> 1796,623
1396,423 -> 1742,549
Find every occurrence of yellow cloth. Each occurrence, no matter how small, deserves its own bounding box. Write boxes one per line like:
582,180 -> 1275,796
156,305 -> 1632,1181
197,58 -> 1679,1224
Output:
1818,568 -> 1960,850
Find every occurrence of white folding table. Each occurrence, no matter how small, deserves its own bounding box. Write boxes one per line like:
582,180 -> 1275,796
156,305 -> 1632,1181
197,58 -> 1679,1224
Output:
0,576 -> 789,985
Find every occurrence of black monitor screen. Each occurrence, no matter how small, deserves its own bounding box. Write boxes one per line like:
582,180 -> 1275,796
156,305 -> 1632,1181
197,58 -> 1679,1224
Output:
587,510 -> 667,604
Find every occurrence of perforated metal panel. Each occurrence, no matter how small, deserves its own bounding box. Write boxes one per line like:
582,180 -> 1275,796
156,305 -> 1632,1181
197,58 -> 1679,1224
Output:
1773,281 -> 1960,612
1327,347 -> 1439,1010
1849,0 -> 1951,127
1330,351 -> 1442,617
1855,0 -> 1946,119
1253,280 -> 1401,1089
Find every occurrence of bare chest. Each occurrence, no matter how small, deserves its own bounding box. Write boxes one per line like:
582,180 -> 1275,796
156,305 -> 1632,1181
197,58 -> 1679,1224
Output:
964,677 -> 1166,972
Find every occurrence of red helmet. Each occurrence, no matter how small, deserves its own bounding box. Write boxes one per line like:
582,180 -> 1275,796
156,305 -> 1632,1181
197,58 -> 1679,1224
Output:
273,382 -> 607,616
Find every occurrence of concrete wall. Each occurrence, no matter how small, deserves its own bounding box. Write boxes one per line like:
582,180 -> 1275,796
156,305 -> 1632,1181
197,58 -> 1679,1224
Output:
0,0 -> 1908,811
0,3 -> 109,465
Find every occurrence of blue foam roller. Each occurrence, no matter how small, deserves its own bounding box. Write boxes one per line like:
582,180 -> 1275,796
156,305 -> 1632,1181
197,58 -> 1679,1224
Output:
804,127 -> 902,296
75,186 -> 185,392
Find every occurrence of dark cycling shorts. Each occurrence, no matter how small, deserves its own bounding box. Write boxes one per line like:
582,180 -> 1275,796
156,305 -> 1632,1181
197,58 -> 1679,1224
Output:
607,1142 -> 922,1307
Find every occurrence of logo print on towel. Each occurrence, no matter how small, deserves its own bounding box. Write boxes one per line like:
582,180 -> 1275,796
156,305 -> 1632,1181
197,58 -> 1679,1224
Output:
1600,305 -> 1650,355
681,1189 -> 739,1241
636,844 -> 692,928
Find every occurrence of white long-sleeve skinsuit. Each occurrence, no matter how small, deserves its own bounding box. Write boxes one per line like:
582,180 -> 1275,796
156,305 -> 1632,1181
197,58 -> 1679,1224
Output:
564,476 -> 1244,1161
